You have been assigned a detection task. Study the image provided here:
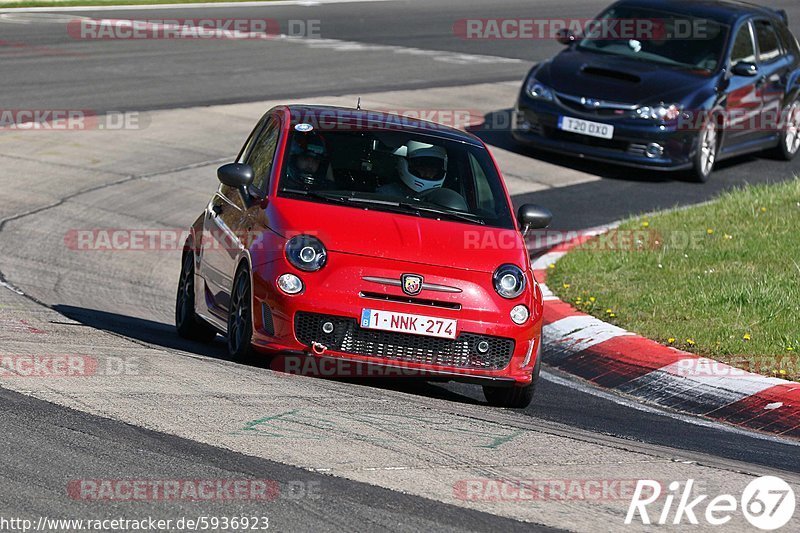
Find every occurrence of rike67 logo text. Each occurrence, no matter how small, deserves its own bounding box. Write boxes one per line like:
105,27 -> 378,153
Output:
626,476 -> 795,530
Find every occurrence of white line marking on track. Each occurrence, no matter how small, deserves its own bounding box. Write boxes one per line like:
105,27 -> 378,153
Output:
0,12 -> 90,23
0,279 -> 25,295
291,36 -> 521,64
12,15 -> 523,66
0,0 -> 393,14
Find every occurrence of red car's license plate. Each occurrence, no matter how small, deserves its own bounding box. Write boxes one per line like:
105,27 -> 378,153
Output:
360,309 -> 457,339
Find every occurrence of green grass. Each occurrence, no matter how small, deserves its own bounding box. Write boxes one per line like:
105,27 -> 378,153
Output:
0,0 -> 275,7
548,179 -> 800,381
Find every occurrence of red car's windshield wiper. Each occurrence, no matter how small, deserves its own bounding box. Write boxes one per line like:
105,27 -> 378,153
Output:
397,202 -> 485,225
281,188 -> 486,225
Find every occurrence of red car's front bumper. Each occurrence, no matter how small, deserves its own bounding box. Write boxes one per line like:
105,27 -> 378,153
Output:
248,251 -> 543,386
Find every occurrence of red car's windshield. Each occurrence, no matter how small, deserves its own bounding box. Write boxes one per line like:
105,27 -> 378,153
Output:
277,127 -> 515,229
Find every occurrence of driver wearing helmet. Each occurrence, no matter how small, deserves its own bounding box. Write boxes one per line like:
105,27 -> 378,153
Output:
378,141 -> 448,198
286,131 -> 329,189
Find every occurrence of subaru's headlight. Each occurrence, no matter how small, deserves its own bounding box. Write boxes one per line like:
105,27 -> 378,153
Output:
285,235 -> 327,272
526,78 -> 555,101
635,103 -> 682,121
493,264 -> 526,299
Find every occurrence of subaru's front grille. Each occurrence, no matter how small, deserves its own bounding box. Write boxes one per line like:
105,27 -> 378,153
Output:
294,312 -> 514,370
555,92 -> 636,117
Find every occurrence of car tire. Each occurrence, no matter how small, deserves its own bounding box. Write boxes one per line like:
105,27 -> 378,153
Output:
774,99 -> 800,161
483,356 -> 540,409
227,266 -> 256,361
175,249 -> 218,343
690,119 -> 718,183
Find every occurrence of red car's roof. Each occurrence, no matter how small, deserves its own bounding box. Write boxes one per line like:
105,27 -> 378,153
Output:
283,104 -> 485,147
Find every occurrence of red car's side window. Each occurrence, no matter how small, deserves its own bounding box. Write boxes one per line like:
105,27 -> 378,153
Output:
246,121 -> 280,194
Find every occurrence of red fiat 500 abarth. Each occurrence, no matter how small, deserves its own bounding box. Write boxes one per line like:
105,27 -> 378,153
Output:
175,105 -> 552,407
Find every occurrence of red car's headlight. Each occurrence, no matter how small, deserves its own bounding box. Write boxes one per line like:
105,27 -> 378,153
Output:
493,264 -> 526,299
285,235 -> 327,272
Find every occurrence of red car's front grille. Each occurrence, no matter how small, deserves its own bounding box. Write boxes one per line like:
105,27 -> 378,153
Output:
294,312 -> 514,370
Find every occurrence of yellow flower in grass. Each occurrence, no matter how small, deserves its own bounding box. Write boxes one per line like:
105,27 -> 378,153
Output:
780,369 -> 787,376
686,339 -> 696,346
548,263 -> 555,269
562,283 -> 570,289
742,333 -> 751,341
605,308 -> 613,314
760,207 -> 767,213
723,234 -> 733,240
667,338 -> 676,344
589,297 -> 596,303
706,228 -> 714,235
641,220 -> 650,228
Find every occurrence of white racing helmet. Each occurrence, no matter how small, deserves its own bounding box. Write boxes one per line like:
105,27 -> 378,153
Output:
397,141 -> 448,193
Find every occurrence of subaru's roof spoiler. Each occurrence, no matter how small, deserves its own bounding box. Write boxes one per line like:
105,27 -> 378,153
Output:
775,9 -> 788,25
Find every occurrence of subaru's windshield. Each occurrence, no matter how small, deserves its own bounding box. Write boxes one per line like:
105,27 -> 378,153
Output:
277,125 -> 515,229
577,6 -> 728,72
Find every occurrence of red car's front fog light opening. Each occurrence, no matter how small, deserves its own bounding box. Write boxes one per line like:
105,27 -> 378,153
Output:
277,273 -> 304,295
510,304 -> 530,325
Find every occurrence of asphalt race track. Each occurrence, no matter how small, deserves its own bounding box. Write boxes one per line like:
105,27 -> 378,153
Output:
1,0 -> 800,531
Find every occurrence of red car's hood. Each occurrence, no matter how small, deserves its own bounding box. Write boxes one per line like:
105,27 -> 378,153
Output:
269,197 -> 528,273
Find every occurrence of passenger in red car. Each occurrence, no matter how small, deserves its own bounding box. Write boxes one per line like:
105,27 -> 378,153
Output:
286,132 -> 329,188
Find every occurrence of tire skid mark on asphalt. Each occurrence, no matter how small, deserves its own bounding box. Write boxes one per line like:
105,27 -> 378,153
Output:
233,407 -> 529,471
0,156 -> 230,338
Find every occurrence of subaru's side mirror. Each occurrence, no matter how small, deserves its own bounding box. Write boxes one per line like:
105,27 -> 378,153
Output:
732,61 -> 758,77
555,28 -> 577,45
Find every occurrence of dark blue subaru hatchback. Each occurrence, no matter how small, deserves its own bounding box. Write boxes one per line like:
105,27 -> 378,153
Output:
513,0 -> 800,181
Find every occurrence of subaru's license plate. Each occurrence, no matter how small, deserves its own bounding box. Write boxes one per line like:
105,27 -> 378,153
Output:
360,309 -> 457,339
558,116 -> 614,139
